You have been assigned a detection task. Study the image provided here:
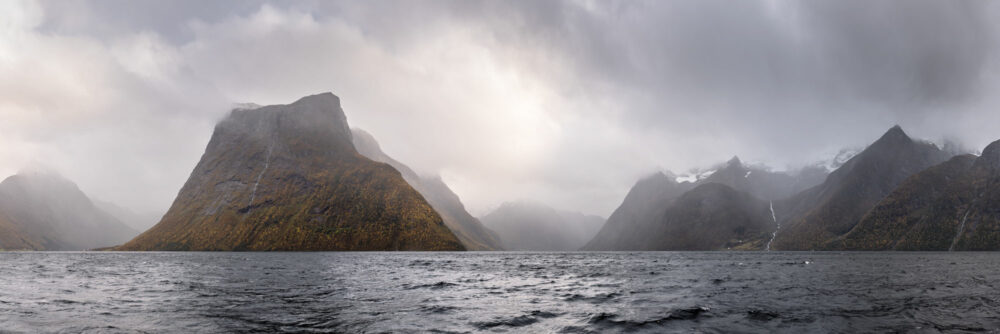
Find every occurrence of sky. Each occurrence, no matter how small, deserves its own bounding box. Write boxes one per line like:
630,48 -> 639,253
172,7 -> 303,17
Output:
1,0 -> 999,218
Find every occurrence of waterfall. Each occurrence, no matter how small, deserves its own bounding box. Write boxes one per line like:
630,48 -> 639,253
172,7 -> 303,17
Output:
765,201 -> 779,251
246,145 -> 273,215
949,209 -> 972,252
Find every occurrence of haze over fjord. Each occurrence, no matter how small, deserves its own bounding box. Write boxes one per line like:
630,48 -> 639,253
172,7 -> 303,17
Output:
2,0 -> 999,219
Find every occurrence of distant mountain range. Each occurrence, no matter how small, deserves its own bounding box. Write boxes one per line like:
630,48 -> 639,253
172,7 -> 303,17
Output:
586,125 -> 1000,251
0,170 -> 137,250
584,154 -> 826,250
4,91 -> 998,252
117,93 -> 465,251
480,201 -> 604,251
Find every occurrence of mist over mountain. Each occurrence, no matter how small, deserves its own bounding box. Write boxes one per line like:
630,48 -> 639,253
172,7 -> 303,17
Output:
771,126 -> 954,250
697,156 -> 829,201
351,128 -> 503,250
118,93 -> 464,251
831,139 -> 1000,250
7,1 -> 1000,221
583,172 -> 694,251
92,199 -> 163,233
582,125 -> 975,251
636,183 -> 774,251
0,169 -> 136,250
584,155 -> 827,251
480,201 -> 604,251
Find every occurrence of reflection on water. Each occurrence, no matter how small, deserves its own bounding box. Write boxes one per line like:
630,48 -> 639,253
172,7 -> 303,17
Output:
1,252 -> 999,333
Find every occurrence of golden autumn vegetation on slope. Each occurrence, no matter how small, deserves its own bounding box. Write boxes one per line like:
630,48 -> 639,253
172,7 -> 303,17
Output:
829,155 -> 978,250
0,212 -> 43,251
351,128 -> 503,250
117,93 -> 464,251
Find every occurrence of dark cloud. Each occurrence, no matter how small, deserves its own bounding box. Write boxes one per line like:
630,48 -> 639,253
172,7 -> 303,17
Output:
4,0 -> 999,216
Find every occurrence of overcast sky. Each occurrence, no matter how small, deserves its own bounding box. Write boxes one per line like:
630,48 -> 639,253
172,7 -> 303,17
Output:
2,0 -> 999,217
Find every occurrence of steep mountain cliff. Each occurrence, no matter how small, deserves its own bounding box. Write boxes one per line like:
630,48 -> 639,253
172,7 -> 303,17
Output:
351,128 -> 503,250
770,126 -> 953,250
480,201 -> 604,251
117,93 -> 464,251
831,139 -> 1000,250
0,170 -> 137,250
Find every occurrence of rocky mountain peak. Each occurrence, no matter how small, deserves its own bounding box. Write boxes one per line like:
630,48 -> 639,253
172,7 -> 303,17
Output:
872,125 -> 913,148
975,139 -> 1000,169
2,169 -> 85,202
290,92 -> 341,109
117,93 -> 465,251
722,155 -> 743,168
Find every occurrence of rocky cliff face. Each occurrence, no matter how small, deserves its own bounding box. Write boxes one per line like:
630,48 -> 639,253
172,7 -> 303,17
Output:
117,93 -> 464,251
351,128 -> 503,250
0,170 -> 137,250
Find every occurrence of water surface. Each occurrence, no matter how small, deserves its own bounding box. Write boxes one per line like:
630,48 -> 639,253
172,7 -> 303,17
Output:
1,252 -> 998,333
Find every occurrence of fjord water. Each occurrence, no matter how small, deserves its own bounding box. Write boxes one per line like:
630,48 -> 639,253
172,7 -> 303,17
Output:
1,252 -> 998,333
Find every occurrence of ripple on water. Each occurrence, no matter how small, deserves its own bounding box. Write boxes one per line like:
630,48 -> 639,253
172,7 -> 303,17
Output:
0,252 -> 999,333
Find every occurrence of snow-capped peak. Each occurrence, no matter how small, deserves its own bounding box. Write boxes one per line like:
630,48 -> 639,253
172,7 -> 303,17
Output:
816,148 -> 861,172
675,169 -> 717,183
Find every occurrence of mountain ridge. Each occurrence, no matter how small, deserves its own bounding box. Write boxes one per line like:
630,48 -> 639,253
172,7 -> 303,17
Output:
770,126 -> 954,250
351,128 -> 503,250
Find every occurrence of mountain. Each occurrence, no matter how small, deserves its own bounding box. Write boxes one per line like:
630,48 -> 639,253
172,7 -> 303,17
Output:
480,201 -> 604,251
830,139 -> 1000,250
699,156 -> 828,201
582,172 -> 694,250
117,93 -> 464,251
0,211 -> 43,251
583,157 -> 826,251
770,126 -> 953,250
351,128 -> 503,250
587,182 -> 773,251
0,170 -> 137,250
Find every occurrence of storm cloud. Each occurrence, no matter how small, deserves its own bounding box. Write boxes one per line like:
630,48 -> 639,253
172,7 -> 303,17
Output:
2,0 -> 998,217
